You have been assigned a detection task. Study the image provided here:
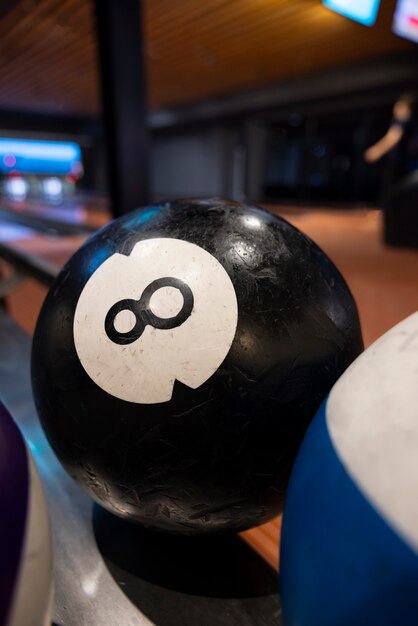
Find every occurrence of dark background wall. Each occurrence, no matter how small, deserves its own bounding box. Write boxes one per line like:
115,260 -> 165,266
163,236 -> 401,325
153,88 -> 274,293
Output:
1,52 -> 417,208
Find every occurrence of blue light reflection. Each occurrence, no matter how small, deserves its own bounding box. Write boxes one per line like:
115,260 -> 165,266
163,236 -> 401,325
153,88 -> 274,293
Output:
0,138 -> 82,175
121,207 -> 161,230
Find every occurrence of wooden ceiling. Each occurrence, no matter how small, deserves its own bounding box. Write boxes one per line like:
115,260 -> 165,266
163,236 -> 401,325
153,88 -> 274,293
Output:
0,0 -> 414,116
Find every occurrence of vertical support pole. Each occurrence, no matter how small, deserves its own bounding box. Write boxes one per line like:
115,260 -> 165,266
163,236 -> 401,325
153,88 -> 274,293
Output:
245,119 -> 266,203
94,0 -> 149,217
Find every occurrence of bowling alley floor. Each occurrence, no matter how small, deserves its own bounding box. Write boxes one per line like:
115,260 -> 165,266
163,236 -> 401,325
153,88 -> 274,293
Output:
2,204 -> 418,570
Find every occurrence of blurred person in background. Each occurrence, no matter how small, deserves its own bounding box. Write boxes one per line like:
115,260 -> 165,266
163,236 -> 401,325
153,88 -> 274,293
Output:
365,92 -> 416,175
364,93 -> 418,247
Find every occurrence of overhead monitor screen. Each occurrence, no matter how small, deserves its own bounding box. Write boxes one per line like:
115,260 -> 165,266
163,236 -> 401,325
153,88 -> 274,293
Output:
393,0 -> 418,43
0,138 -> 82,175
323,0 -> 381,26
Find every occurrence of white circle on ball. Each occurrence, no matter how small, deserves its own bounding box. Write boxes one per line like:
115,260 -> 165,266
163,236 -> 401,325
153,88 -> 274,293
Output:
149,286 -> 184,319
73,238 -> 238,404
113,309 -> 137,334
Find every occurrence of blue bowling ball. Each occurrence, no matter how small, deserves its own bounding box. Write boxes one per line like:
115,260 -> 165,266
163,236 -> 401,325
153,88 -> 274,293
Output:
280,312 -> 418,626
0,402 -> 52,626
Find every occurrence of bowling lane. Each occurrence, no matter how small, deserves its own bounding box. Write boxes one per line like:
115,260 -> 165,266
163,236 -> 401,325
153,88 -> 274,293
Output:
1,195 -> 111,231
0,216 -> 88,334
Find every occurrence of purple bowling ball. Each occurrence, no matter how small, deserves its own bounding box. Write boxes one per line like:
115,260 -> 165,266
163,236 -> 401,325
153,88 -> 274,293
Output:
0,402 -> 52,626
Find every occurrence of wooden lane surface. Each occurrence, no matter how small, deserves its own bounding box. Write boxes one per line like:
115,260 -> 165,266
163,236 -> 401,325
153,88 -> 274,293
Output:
2,204 -> 418,571
0,197 -> 110,232
279,208 -> 418,347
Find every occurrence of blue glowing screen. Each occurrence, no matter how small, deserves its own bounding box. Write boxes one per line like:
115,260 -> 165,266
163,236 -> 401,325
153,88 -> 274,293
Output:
393,0 -> 418,43
323,0 -> 381,26
0,138 -> 82,175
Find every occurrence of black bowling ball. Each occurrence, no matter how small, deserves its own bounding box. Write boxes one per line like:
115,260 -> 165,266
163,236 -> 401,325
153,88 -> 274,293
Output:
32,199 -> 363,534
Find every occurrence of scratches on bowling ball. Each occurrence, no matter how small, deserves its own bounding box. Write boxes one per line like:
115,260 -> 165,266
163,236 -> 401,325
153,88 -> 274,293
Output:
230,363 -> 257,384
130,422 -> 164,445
205,202 -> 226,213
118,486 -> 143,508
188,497 -> 248,521
81,465 -> 111,502
253,266 -> 278,280
172,397 -> 216,419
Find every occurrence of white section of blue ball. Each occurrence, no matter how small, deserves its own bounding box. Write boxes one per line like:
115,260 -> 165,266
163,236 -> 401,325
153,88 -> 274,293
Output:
326,311 -> 418,554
